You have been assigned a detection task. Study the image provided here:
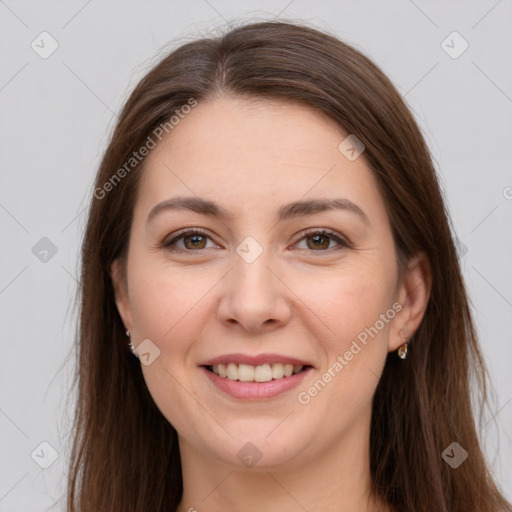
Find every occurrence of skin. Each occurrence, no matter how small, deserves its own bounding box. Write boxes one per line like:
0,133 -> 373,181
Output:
111,96 -> 431,512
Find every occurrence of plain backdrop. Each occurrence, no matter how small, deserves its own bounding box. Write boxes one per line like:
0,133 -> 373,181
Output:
0,1 -> 511,510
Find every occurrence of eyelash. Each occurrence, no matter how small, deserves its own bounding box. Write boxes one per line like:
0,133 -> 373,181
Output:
160,227 -> 350,254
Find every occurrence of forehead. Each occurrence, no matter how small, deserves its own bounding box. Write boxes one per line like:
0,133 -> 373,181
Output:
135,96 -> 387,224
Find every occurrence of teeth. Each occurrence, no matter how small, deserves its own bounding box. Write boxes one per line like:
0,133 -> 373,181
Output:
283,364 -> 293,377
226,363 -> 238,380
254,364 -> 272,382
271,363 -> 284,379
238,363 -> 254,382
210,363 -> 304,382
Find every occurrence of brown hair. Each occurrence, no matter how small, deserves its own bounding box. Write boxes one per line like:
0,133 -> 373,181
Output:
68,20 -> 511,512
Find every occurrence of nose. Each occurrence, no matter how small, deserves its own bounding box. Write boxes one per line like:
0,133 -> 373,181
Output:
217,247 -> 292,333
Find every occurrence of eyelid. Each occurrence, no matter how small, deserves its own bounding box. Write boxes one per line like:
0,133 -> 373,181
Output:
291,227 -> 351,251
161,227 -> 217,250
161,227 -> 351,253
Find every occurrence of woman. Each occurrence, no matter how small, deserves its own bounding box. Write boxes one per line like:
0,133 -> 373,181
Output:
67,20 -> 511,512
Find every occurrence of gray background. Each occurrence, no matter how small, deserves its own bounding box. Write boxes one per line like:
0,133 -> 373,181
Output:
1,1 -> 511,510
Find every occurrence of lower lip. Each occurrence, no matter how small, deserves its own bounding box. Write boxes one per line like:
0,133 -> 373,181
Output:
201,366 -> 312,400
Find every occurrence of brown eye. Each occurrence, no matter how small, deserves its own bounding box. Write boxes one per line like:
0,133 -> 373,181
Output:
295,229 -> 348,252
162,228 -> 216,252
306,233 -> 331,250
183,234 -> 207,250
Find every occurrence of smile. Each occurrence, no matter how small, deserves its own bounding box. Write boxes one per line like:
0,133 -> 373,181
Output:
208,363 -> 306,382
201,365 -> 312,400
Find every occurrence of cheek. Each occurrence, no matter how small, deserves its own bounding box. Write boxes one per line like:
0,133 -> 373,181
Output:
127,261 -> 218,433
299,258 -> 395,342
295,272 -> 392,420
127,257 -> 217,346
294,259 -> 396,404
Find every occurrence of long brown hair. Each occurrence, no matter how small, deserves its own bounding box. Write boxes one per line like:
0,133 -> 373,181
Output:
68,20 -> 511,511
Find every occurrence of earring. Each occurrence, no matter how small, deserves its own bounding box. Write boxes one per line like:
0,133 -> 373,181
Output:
397,330 -> 409,360
126,330 -> 139,358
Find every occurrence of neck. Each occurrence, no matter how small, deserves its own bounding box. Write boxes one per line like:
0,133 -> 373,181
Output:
176,409 -> 390,512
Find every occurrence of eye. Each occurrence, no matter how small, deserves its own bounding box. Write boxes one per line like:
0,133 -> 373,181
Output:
293,229 -> 349,252
161,228 -> 350,253
161,228 -> 218,252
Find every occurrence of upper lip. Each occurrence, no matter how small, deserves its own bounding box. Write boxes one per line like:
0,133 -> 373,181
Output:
199,353 -> 313,367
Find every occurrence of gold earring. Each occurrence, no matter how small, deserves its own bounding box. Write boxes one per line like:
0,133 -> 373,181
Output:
397,330 -> 409,360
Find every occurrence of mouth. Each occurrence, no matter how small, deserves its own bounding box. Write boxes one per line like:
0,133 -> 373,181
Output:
204,362 -> 311,383
199,354 -> 313,400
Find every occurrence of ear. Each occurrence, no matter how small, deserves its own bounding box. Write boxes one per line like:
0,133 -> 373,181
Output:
389,251 -> 432,352
110,258 -> 134,333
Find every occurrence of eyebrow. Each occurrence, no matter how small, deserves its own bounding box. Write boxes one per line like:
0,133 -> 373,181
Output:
146,196 -> 370,226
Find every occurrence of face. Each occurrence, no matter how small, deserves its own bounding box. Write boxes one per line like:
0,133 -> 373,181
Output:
112,96 -> 420,470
